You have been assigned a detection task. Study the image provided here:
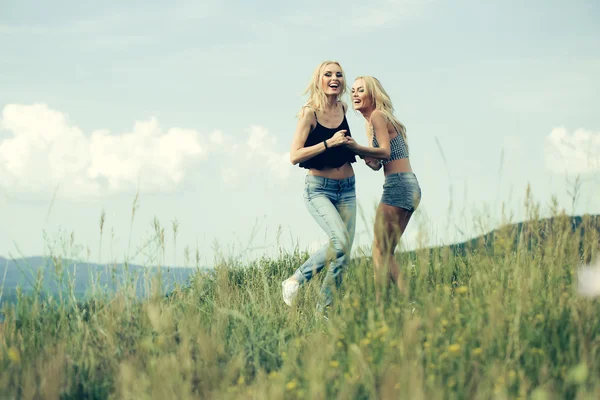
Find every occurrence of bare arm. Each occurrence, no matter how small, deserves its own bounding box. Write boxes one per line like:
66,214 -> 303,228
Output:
346,111 -> 391,160
289,107 -> 348,165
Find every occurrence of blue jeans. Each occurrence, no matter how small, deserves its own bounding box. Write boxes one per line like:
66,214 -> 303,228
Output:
292,175 -> 357,311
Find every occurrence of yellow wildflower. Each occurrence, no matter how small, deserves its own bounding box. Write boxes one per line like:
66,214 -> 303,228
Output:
472,347 -> 483,355
286,379 -> 298,390
448,344 -> 461,354
377,325 -> 389,336
456,286 -> 468,294
329,360 -> 339,368
7,347 -> 20,363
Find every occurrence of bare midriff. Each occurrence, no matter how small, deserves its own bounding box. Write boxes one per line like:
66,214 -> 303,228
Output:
308,163 -> 355,179
382,157 -> 413,176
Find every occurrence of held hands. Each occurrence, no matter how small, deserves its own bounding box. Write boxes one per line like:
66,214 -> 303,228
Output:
324,132 -> 380,170
327,130 -> 349,147
324,131 -> 363,154
344,137 -> 359,150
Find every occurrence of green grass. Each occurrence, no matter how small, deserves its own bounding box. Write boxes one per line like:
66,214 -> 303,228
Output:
1,210 -> 599,399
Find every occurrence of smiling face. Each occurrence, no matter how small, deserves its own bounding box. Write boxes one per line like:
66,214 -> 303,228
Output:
321,63 -> 344,96
351,78 -> 373,111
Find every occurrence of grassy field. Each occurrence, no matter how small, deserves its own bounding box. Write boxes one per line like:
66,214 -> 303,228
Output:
1,209 -> 599,399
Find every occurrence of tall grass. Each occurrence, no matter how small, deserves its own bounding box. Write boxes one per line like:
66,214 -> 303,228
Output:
1,200 -> 599,399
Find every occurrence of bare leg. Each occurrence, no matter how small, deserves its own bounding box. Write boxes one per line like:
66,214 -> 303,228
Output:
372,236 -> 386,306
372,202 -> 414,304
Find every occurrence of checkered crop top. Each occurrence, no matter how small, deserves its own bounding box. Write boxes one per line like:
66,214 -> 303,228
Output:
372,124 -> 409,165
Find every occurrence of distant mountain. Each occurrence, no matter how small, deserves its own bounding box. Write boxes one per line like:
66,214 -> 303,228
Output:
449,213 -> 599,254
403,213 -> 600,262
0,256 -> 209,308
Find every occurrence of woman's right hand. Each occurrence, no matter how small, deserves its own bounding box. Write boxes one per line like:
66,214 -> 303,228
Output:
326,130 -> 348,147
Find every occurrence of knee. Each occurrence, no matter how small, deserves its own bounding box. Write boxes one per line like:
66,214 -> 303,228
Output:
373,237 -> 385,253
331,236 -> 351,258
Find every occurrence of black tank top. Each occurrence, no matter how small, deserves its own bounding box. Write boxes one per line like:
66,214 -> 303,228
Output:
299,110 -> 357,170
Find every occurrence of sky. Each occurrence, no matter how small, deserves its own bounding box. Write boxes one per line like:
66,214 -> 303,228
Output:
1,0 -> 599,268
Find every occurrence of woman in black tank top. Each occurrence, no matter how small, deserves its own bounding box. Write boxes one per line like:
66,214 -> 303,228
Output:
281,61 -> 358,316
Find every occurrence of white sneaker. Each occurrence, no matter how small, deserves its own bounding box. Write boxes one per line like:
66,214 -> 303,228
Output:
282,279 -> 299,306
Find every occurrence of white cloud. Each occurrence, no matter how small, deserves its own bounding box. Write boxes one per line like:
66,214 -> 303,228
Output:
245,125 -> 292,180
0,103 -> 292,197
87,121 -> 203,192
545,127 -> 600,175
209,131 -> 225,146
0,103 -> 203,197
207,125 -> 293,186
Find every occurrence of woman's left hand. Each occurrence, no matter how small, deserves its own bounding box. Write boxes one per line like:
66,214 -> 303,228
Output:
364,156 -> 381,171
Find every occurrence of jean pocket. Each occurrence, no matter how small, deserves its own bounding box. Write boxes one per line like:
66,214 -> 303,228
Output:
305,180 -> 325,191
304,183 -> 322,199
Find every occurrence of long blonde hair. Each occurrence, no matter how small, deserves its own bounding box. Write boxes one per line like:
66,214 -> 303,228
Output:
354,76 -> 407,147
297,61 -> 347,118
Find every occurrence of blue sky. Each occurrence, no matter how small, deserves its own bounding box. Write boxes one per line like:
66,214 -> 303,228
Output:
1,0 -> 599,267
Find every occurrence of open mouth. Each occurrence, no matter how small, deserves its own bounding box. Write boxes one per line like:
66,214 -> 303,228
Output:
329,83 -> 339,89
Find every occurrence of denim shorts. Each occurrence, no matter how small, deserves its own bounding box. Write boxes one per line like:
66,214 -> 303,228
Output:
381,172 -> 421,212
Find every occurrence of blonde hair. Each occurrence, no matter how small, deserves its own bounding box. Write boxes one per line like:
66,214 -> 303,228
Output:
297,61 -> 347,118
354,76 -> 408,147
